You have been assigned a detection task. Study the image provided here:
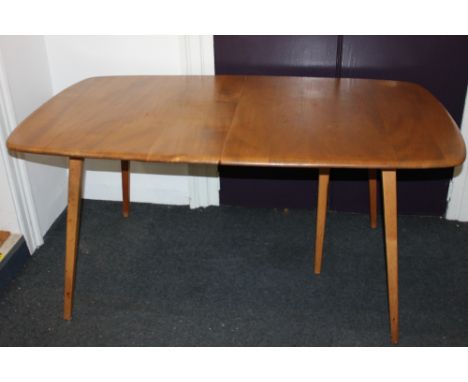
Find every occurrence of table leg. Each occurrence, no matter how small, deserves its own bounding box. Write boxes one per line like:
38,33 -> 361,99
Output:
369,169 -> 378,229
382,169 -> 399,344
64,157 -> 84,320
314,168 -> 330,274
121,160 -> 130,218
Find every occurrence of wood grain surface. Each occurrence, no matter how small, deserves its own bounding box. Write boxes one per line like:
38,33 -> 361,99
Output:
368,169 -> 378,229
382,170 -> 399,344
6,76 -> 465,169
0,231 -> 10,247
121,160 -> 130,218
313,168 -> 330,274
63,157 -> 84,320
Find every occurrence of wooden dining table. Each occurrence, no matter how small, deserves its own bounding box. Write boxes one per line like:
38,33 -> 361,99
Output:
6,75 -> 466,344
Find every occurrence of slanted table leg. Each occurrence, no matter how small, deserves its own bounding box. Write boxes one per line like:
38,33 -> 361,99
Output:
382,169 -> 399,344
314,168 -> 330,274
368,169 -> 378,229
64,157 -> 84,320
121,160 -> 130,218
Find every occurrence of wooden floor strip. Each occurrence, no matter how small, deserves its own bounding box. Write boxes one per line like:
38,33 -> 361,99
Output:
0,231 -> 11,247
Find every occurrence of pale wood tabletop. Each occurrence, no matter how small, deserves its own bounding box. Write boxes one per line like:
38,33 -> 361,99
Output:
6,75 -> 466,344
7,75 -> 465,168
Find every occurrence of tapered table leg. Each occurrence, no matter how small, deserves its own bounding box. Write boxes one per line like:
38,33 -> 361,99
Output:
121,160 -> 130,218
64,157 -> 84,320
369,169 -> 378,229
314,168 -> 330,274
382,170 -> 399,344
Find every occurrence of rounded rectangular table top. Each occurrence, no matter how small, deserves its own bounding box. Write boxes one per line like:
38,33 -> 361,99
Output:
7,75 -> 466,169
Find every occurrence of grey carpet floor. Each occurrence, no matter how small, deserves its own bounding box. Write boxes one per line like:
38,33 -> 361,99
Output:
1,200 -> 467,346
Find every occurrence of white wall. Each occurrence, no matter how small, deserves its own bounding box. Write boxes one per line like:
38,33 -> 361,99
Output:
0,36 -> 67,238
44,35 -> 218,207
446,87 -> 468,221
0,150 -> 19,232
45,36 -> 186,87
